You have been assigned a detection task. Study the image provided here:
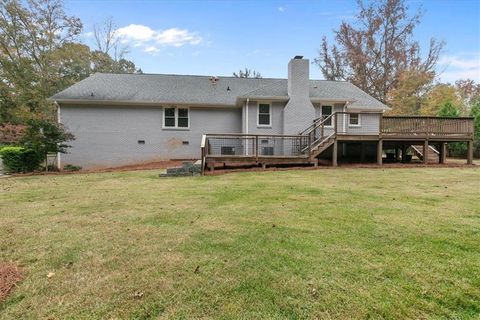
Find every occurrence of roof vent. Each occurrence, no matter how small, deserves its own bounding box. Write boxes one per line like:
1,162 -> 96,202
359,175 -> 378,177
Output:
227,86 -> 231,91
209,76 -> 219,85
90,92 -> 94,97
294,55 -> 304,59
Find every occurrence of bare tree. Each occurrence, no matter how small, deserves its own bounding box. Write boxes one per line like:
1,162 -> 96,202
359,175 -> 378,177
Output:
93,17 -> 127,61
233,68 -> 262,78
314,0 -> 444,104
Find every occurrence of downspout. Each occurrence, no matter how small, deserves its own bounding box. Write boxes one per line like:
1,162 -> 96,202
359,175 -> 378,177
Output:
342,101 -> 348,133
342,102 -> 350,156
245,98 -> 249,155
55,101 -> 61,169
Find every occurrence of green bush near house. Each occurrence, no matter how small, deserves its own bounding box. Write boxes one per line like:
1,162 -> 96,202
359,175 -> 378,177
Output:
0,146 -> 43,173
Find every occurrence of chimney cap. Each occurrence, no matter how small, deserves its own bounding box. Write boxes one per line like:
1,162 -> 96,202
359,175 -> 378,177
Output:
293,55 -> 304,59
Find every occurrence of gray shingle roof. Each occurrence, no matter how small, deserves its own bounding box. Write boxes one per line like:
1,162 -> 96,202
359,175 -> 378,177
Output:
50,73 -> 388,110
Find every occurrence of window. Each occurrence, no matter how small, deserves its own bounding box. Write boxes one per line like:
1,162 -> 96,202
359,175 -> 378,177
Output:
321,105 -> 332,126
164,108 -> 176,127
349,113 -> 360,126
258,103 -> 271,126
163,107 -> 189,129
178,108 -> 189,128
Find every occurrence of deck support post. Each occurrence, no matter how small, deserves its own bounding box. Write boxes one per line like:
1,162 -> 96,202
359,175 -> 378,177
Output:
360,142 -> 366,162
332,140 -> 338,167
395,147 -> 400,161
261,163 -> 267,170
423,140 -> 429,164
467,140 -> 474,165
439,142 -> 447,164
208,163 -> 215,172
377,139 -> 383,165
255,136 -> 258,162
401,144 -> 407,163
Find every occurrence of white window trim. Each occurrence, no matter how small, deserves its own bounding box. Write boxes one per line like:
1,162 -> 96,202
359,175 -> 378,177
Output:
162,106 -> 190,130
321,105 -> 334,128
257,102 -> 272,128
348,113 -> 361,127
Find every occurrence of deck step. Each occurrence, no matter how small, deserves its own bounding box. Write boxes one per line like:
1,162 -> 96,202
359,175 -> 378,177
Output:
311,138 -> 335,159
411,145 -> 439,163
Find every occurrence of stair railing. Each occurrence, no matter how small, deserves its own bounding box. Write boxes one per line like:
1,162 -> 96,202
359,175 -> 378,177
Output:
300,113 -> 336,153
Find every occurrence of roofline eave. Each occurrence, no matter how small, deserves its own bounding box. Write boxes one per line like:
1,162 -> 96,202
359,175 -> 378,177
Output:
309,98 -> 355,103
347,105 -> 391,111
51,98 -> 239,108
236,96 -> 290,102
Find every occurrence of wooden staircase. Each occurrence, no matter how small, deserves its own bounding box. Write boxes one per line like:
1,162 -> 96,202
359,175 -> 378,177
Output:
300,114 -> 336,161
411,145 -> 440,163
310,137 -> 335,159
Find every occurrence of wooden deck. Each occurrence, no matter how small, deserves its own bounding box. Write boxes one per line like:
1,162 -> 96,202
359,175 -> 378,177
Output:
381,116 -> 474,141
201,113 -> 475,173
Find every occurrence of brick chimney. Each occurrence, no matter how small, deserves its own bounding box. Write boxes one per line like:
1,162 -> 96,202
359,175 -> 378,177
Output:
284,56 -> 315,134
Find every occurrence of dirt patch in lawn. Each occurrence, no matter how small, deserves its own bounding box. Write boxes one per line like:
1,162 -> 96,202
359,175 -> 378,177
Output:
9,160 -> 186,176
0,263 -> 22,302
92,160 -> 184,172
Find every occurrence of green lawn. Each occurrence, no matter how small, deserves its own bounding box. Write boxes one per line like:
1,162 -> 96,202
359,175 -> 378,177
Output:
1,168 -> 479,319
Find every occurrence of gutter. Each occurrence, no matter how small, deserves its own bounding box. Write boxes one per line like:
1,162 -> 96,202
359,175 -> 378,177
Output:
49,98 -> 239,108
236,96 -> 289,103
310,98 -> 355,103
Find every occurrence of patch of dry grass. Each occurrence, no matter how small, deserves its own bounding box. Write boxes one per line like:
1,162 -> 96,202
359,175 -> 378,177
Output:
0,167 -> 479,319
0,263 -> 22,302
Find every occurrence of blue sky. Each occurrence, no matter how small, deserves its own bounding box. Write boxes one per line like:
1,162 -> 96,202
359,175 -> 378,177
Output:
66,0 -> 480,83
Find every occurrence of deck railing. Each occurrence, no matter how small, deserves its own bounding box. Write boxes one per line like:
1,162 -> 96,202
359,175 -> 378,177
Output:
301,113 -> 335,151
381,116 -> 474,138
200,113 -> 475,172
201,133 -> 310,159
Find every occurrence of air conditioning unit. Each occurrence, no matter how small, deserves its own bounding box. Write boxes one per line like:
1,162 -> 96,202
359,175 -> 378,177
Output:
221,146 -> 235,155
262,146 -> 274,156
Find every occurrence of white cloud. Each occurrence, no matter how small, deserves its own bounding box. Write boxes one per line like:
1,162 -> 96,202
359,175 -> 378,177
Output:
155,28 -> 202,47
278,6 -> 286,12
116,24 -> 156,42
246,49 -> 261,57
438,53 -> 480,83
113,24 -> 203,55
439,55 -> 480,69
82,31 -> 94,38
144,46 -> 160,55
